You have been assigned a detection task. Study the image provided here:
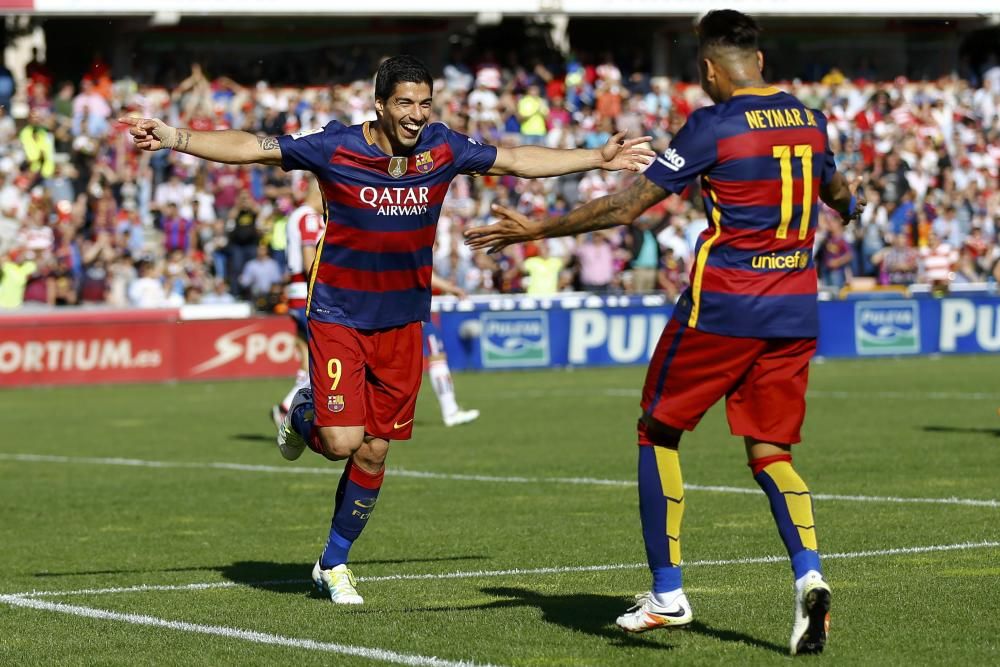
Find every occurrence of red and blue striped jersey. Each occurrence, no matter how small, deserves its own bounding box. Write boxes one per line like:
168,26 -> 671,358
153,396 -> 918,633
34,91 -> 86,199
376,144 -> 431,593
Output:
277,121 -> 497,329
643,87 -> 837,338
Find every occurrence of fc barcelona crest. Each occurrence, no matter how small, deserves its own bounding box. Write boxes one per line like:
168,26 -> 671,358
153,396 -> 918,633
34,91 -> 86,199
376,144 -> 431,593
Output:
415,151 -> 434,174
388,156 -> 407,178
328,394 -> 345,413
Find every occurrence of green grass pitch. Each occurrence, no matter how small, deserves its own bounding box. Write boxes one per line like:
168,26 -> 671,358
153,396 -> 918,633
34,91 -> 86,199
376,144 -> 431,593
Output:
1,356 -> 999,665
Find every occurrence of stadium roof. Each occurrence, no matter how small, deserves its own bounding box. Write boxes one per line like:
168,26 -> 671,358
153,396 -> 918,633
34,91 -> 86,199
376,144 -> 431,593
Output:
1,0 -> 998,16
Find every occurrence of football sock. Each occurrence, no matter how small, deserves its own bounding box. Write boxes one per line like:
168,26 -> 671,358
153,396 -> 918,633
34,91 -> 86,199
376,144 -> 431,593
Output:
428,358 -> 459,418
289,399 -> 318,450
280,369 -> 310,412
637,444 -> 685,595
750,454 -> 822,579
320,460 -> 384,568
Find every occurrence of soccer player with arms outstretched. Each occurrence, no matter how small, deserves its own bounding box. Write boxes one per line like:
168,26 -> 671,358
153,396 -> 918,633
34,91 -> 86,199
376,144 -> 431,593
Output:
466,11 -> 865,655
122,55 -> 652,606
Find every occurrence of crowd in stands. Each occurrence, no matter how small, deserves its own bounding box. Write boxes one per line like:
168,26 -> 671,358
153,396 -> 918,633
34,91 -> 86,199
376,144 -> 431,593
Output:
0,48 -> 997,310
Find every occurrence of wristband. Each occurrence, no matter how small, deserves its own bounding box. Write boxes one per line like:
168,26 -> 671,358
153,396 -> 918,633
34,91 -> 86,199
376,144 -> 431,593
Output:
845,195 -> 857,221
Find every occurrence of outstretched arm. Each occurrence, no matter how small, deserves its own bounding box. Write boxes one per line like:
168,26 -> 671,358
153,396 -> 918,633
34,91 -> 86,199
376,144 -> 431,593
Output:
431,273 -> 467,298
120,116 -> 282,166
821,172 -> 866,223
465,176 -> 668,254
488,131 -> 654,178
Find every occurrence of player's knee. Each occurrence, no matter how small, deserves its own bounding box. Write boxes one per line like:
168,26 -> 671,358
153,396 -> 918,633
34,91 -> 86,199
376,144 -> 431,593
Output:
638,415 -> 682,449
352,437 -> 389,474
316,428 -> 363,460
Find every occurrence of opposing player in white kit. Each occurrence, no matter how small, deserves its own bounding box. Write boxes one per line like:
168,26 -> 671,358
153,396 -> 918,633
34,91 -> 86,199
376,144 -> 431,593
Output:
272,177 -> 325,428
427,274 -> 480,427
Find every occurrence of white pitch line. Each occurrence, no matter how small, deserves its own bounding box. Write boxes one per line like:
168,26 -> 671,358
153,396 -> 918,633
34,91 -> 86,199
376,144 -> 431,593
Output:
0,595 -> 498,667
2,453 -> 998,508
486,387 -> 1000,401
9,540 -> 999,600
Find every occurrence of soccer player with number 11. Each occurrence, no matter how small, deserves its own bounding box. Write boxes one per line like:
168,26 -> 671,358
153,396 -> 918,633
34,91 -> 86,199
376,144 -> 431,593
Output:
466,10 -> 866,655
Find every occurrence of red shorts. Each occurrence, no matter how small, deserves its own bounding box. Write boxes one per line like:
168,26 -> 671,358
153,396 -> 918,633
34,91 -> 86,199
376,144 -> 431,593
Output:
308,320 -> 423,440
641,318 -> 816,445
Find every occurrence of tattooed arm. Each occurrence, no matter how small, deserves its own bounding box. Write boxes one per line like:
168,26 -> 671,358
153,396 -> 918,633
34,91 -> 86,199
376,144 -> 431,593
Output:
119,116 -> 282,166
465,177 -> 669,254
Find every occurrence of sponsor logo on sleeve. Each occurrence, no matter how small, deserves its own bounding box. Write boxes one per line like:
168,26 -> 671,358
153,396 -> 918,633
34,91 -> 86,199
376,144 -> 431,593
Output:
656,147 -> 686,172
291,127 -> 323,140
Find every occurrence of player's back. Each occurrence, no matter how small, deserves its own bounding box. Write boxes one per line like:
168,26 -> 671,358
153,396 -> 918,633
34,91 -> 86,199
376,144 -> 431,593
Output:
646,87 -> 837,339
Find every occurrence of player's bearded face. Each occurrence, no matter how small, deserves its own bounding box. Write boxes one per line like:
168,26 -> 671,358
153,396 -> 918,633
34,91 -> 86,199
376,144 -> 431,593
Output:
379,81 -> 433,149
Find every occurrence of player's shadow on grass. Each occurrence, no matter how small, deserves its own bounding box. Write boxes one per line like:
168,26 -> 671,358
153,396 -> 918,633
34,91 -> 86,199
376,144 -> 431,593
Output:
477,587 -> 673,650
685,620 -> 786,655
922,425 -> 1000,437
478,588 -> 786,655
231,433 -> 277,442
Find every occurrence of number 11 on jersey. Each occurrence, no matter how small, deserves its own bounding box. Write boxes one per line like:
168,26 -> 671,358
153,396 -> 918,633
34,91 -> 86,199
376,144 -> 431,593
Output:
772,144 -> 813,240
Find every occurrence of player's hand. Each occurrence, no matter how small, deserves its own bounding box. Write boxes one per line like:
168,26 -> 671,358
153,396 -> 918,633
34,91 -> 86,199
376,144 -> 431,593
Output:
599,131 -> 655,173
119,116 -> 177,151
846,175 -> 867,223
464,204 -> 543,254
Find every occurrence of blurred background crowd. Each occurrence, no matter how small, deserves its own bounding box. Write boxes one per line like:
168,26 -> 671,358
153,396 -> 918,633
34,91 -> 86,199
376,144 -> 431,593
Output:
0,46 -> 997,310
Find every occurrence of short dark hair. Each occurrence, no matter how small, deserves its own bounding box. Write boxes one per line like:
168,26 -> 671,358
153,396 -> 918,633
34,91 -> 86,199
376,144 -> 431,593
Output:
374,55 -> 433,101
697,10 -> 761,52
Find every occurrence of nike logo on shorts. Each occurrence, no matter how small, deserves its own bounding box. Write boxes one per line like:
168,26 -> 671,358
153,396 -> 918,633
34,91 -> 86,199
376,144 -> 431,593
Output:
393,419 -> 414,430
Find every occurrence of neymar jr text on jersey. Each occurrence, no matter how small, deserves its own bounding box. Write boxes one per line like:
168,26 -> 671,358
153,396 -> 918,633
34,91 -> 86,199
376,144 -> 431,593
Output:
744,107 -> 819,130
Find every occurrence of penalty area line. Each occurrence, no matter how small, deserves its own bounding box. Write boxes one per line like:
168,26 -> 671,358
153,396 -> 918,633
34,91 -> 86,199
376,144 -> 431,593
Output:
9,539 -> 999,600
0,594 -> 501,667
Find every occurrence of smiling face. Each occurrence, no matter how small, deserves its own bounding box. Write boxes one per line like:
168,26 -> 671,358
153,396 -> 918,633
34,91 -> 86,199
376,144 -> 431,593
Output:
375,81 -> 433,152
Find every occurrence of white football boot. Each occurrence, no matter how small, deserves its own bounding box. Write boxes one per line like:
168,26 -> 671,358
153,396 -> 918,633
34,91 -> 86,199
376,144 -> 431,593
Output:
616,590 -> 693,632
789,570 -> 831,655
270,404 -> 286,432
312,561 -> 364,605
443,408 -> 480,427
277,387 -> 312,461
